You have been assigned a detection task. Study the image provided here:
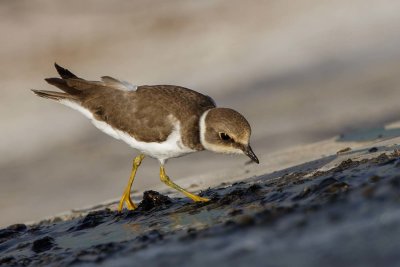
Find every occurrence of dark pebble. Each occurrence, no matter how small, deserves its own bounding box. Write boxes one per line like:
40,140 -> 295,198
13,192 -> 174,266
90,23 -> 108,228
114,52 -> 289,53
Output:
73,209 -> 113,231
246,184 -> 262,193
368,147 -> 378,153
7,224 -> 27,232
335,159 -> 359,171
137,191 -> 172,211
32,236 -> 55,253
0,229 -> 18,240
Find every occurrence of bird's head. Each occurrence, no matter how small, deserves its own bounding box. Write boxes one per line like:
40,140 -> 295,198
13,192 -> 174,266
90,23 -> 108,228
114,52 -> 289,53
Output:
199,108 -> 259,164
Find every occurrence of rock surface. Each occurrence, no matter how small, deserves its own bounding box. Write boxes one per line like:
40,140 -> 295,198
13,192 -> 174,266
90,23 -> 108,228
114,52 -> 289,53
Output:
2,146 -> 400,266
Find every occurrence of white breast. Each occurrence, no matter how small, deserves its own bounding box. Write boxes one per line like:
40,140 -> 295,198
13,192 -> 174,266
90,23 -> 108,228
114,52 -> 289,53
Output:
60,100 -> 196,164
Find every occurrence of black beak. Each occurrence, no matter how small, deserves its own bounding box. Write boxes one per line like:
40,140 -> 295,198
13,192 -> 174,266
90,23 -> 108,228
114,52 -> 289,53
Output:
243,145 -> 259,164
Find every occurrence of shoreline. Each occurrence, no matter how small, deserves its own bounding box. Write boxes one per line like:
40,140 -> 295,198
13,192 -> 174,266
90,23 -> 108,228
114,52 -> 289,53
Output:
2,128 -> 400,266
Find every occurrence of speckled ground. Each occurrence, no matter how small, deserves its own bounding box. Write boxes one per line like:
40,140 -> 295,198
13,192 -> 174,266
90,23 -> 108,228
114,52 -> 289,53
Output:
2,148 -> 400,267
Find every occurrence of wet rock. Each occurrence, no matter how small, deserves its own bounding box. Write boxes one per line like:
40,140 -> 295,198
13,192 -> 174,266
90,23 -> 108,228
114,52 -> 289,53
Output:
137,191 -> 172,211
389,176 -> 400,188
183,228 -> 198,240
32,236 -> 55,253
292,186 -> 313,200
391,149 -> 400,157
0,229 -> 18,241
256,207 -> 294,225
323,182 -> 349,194
395,160 -> 400,168
335,159 -> 359,172
7,224 -> 27,232
4,152 -> 400,266
136,230 -> 163,243
379,158 -> 396,166
246,184 -> 262,193
235,215 -> 255,226
0,224 -> 27,242
228,209 -> 243,216
317,178 -> 338,190
0,256 -> 14,265
372,153 -> 394,165
74,242 -> 123,264
218,189 -> 245,205
16,242 -> 31,249
369,175 -> 381,183
73,209 -> 113,231
328,212 -> 342,223
362,186 -> 376,198
263,191 -> 290,203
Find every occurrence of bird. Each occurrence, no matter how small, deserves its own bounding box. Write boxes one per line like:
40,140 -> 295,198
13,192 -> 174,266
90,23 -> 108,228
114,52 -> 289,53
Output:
32,63 -> 259,212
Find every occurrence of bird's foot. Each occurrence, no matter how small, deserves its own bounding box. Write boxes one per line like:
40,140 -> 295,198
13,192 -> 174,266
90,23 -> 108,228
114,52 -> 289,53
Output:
118,193 -> 137,212
189,194 -> 210,202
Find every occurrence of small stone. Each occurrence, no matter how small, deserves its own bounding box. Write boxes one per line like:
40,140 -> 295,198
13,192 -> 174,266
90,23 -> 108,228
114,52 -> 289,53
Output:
32,236 -> 55,253
138,191 -> 172,211
368,147 -> 378,153
337,147 -> 351,154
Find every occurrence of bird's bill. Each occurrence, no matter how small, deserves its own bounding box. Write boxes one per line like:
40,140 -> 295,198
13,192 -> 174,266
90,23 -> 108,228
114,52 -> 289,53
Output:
243,145 -> 259,164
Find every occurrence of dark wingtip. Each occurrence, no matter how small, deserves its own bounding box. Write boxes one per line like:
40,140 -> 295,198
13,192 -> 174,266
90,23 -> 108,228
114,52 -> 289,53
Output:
54,63 -> 78,79
44,77 -> 62,85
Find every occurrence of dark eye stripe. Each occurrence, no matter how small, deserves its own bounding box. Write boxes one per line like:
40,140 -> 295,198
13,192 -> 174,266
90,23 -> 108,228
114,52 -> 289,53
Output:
219,132 -> 231,141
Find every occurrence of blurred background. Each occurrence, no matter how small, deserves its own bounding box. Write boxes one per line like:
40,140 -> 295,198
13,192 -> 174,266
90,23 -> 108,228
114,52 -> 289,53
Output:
1,0 -> 400,227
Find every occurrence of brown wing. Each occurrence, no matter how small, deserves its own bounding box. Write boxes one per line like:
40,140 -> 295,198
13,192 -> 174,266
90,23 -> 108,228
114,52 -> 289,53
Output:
33,64 -> 172,142
135,85 -> 216,149
33,64 -> 216,147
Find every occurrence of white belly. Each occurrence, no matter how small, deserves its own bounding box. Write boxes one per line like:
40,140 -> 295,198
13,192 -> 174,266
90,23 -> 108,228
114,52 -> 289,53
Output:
60,100 -> 196,164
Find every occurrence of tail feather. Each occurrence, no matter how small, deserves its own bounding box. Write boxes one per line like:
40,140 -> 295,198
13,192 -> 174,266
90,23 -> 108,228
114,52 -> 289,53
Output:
54,62 -> 79,79
31,89 -> 75,101
45,78 -> 81,95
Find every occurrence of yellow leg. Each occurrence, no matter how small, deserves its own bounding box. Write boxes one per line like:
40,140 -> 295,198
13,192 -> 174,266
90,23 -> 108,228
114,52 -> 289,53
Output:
118,154 -> 145,212
160,165 -> 210,202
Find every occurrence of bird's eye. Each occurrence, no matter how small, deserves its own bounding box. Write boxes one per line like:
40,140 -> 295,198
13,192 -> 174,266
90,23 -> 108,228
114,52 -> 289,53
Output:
219,132 -> 231,141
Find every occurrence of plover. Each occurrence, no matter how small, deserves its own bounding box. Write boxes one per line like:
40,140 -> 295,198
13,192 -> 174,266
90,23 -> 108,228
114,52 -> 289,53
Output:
32,64 -> 259,211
